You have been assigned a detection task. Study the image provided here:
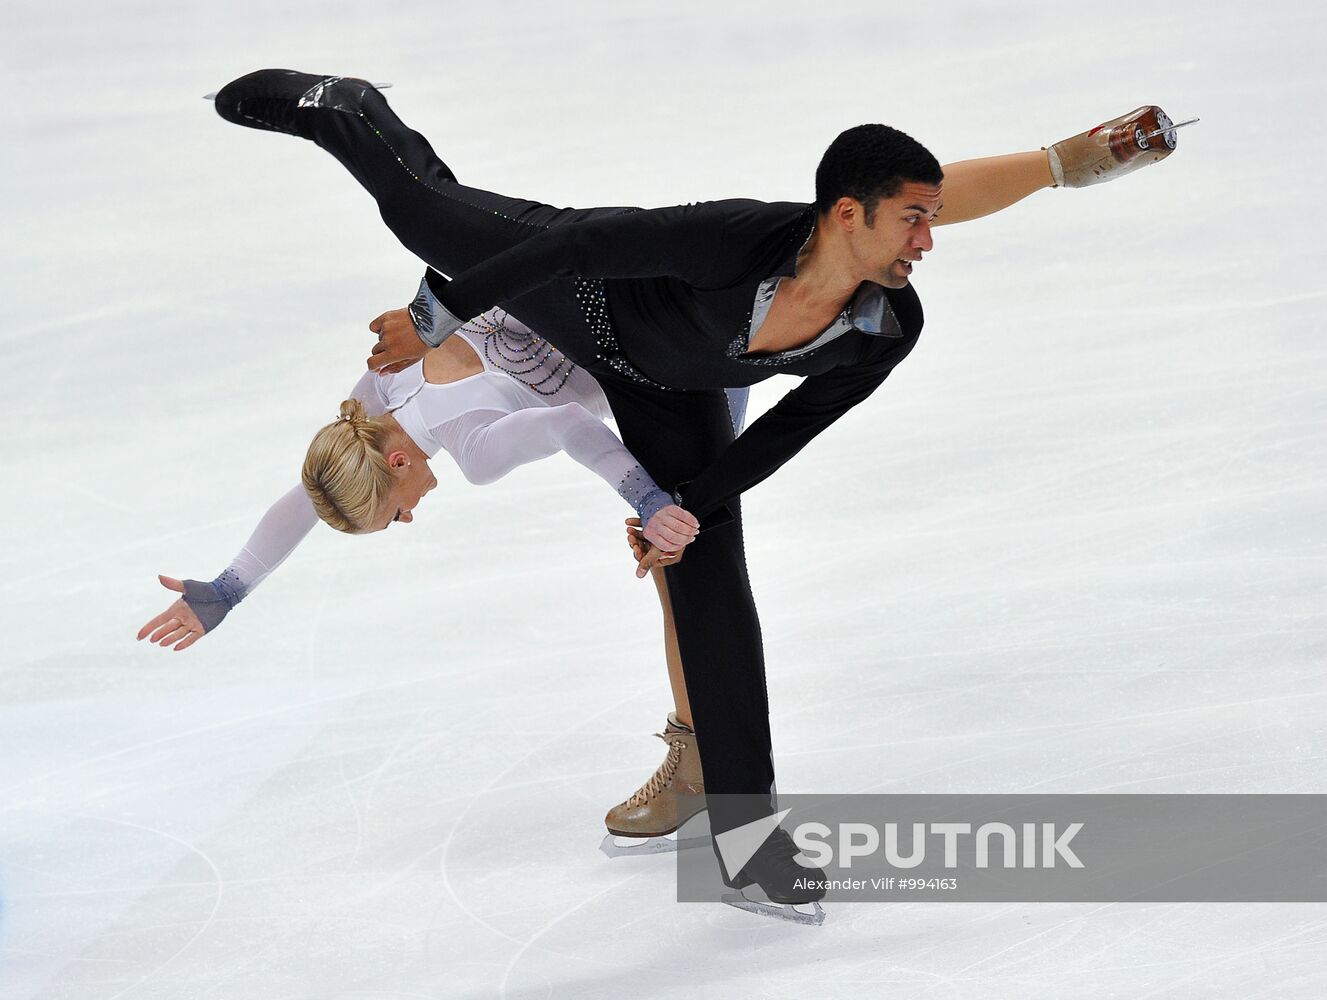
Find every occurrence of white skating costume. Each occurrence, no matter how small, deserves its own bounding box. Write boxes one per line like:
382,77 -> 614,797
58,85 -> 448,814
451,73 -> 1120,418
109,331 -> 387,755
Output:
183,310 -> 743,630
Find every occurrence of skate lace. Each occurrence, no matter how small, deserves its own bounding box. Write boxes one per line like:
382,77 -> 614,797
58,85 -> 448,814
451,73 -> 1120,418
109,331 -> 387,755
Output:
626,733 -> 686,807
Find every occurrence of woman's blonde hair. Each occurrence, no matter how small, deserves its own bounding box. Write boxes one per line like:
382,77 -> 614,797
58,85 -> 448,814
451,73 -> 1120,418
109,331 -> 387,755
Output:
302,398 -> 395,533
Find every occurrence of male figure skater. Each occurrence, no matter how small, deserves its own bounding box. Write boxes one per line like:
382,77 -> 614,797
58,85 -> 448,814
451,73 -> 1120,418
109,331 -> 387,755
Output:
212,69 -> 1182,915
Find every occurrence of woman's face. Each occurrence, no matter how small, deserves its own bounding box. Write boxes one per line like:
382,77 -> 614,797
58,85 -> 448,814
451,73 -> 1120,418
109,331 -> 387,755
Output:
368,456 -> 437,533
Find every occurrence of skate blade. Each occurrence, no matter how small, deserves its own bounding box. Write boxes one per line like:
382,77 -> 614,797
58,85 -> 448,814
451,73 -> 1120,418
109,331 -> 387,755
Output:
721,890 -> 826,926
1140,116 -> 1199,141
598,832 -> 710,858
202,82 -> 392,101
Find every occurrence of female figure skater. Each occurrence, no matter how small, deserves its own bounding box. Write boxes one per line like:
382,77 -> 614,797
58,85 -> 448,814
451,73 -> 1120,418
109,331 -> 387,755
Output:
136,304 -> 717,852
135,305 -> 708,641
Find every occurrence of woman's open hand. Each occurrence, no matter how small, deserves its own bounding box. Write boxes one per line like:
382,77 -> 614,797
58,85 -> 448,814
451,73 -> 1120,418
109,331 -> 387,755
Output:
136,575 -> 207,651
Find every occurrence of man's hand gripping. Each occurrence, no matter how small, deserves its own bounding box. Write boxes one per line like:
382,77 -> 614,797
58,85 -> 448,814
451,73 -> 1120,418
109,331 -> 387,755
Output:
367,307 -> 428,375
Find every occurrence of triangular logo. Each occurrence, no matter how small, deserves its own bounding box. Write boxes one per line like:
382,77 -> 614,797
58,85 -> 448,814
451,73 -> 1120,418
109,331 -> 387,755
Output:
715,808 -> 792,879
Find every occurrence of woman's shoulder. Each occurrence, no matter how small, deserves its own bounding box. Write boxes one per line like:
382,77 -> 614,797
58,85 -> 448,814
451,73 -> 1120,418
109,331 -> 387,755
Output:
374,361 -> 522,427
411,370 -> 531,423
372,361 -> 428,410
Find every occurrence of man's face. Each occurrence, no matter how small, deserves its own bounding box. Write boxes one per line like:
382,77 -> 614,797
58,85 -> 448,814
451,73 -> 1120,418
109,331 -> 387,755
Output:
851,181 -> 942,288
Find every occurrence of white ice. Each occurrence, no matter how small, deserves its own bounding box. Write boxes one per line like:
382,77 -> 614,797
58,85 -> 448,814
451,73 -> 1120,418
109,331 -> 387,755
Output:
2,1 -> 1325,997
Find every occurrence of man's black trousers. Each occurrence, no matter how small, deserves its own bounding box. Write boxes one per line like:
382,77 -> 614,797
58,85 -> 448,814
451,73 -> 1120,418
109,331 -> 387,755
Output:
287,86 -> 779,847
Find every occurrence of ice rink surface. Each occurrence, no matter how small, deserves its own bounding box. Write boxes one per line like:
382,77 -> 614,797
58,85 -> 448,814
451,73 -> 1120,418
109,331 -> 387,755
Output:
2,0 -> 1325,996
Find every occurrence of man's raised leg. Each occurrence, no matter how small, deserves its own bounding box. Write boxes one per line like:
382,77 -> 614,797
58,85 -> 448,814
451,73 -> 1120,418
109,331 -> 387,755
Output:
213,69 -> 631,290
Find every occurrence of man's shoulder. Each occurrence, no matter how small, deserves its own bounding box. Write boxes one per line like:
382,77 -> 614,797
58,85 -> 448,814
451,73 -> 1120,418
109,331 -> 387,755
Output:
680,199 -> 814,270
685,198 -> 811,226
621,198 -> 809,240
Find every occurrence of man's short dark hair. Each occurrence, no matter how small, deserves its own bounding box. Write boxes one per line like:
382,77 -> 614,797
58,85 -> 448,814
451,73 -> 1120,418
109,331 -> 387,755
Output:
815,124 -> 943,225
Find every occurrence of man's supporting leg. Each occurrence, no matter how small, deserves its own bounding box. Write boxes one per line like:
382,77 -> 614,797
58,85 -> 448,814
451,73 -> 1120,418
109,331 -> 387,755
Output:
664,497 -> 777,832
594,375 -> 778,857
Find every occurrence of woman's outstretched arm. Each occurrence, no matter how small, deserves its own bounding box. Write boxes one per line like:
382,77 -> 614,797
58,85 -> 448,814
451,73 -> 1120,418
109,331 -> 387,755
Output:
136,371 -> 385,651
136,484 -> 322,651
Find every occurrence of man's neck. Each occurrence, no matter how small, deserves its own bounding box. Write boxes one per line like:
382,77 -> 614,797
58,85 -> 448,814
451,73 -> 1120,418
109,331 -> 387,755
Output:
790,218 -> 862,307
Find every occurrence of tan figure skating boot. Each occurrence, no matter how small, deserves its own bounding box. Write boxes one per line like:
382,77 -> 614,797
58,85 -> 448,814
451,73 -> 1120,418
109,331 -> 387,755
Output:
1046,105 -> 1196,188
599,713 -> 709,858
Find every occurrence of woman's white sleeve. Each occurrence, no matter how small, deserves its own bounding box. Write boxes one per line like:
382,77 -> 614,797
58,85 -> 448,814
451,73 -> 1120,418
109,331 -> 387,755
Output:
184,485 -> 322,632
217,485 -> 321,598
452,404 -> 672,522
223,369 -> 386,595
348,369 -> 390,418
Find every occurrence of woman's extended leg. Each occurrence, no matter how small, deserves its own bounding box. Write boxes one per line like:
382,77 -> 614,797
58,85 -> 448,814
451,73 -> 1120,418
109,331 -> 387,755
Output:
936,108 -> 1180,221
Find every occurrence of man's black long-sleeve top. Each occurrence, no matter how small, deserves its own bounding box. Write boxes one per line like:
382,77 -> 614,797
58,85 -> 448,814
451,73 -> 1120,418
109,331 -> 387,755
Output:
419,199 -> 924,525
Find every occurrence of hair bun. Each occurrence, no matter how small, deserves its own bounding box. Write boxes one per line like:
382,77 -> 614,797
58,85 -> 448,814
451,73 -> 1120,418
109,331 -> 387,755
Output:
338,398 -> 367,425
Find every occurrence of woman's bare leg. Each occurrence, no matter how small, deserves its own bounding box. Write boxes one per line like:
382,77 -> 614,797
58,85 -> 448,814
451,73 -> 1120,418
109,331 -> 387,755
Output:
651,564 -> 691,728
600,562 -> 702,849
935,150 -> 1056,227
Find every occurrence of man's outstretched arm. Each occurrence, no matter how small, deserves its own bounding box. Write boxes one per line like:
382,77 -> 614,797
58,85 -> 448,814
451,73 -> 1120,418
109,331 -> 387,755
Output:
629,344 -> 912,578
675,334 -> 919,531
